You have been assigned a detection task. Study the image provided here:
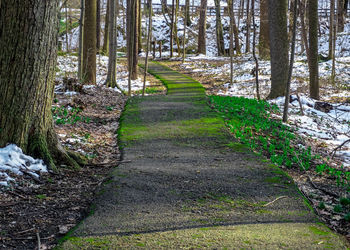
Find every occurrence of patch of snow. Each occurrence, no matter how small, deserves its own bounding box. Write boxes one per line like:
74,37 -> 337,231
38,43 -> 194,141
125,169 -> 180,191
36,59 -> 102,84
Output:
0,144 -> 48,187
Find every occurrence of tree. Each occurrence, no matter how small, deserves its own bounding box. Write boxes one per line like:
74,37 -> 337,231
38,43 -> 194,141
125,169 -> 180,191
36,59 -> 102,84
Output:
267,0 -> 289,99
259,0 -> 270,59
198,0 -> 207,54
143,0 -> 153,95
0,0 -> 78,170
245,0 -> 251,53
228,0 -> 241,55
102,0 -> 110,54
251,0 -> 260,100
170,0 -> 175,57
214,0 -> 225,56
283,0 -> 298,122
82,0 -> 97,84
96,0 -> 101,51
328,0 -> 335,59
106,0 -> 117,87
337,0 -> 345,32
78,0 -> 85,80
309,0 -> 319,99
127,0 -> 139,87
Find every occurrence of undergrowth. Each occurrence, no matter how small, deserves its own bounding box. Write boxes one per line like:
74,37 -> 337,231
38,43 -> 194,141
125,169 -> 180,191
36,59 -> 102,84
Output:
209,96 -> 350,192
52,106 -> 91,125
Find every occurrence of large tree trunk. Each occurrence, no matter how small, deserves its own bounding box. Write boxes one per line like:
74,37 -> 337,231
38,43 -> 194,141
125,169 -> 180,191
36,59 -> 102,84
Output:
214,0 -> 225,56
267,0 -> 289,99
82,0 -> 97,84
0,0 -> 78,170
309,0 -> 319,99
198,0 -> 207,54
127,0 -> 139,82
259,0 -> 270,59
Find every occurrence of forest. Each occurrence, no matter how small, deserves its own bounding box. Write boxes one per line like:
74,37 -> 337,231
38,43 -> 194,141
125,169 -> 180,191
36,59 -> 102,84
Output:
0,0 -> 350,248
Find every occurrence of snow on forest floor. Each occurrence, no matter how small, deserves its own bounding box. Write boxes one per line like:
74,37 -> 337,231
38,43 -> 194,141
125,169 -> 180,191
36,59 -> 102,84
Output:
168,52 -> 350,170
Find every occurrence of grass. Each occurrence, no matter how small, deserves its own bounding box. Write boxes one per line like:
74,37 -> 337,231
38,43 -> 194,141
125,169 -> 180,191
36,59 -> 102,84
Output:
209,95 -> 350,192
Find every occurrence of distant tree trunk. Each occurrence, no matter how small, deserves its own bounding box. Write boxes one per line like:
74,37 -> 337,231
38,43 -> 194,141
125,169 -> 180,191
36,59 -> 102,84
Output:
127,0 -> 139,85
245,0 -> 251,53
96,0 -> 101,51
228,0 -> 234,84
328,0 -> 335,59
259,0 -> 270,59
106,0 -> 117,87
82,0 -> 97,84
186,0 -> 191,26
143,0 -> 152,96
267,0 -> 289,99
78,0 -> 85,80
337,0 -> 345,32
138,0 -> 142,53
174,0 -> 181,55
251,0 -> 260,100
65,2 -> 69,52
283,0 -> 298,122
214,0 -> 225,56
309,0 -> 319,99
299,0 -> 310,59
0,0 -> 78,170
228,0 -> 241,55
170,0 -> 175,57
183,0 -> 189,62
102,0 -> 110,54
198,0 -> 207,54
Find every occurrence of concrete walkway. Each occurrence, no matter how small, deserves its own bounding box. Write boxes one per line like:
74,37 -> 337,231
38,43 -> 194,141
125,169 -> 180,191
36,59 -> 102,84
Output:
61,62 -> 348,249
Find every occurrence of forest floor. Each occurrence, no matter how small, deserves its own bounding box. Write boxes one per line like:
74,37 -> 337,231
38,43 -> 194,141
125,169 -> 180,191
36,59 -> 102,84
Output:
60,62 -> 348,249
0,58 -> 164,249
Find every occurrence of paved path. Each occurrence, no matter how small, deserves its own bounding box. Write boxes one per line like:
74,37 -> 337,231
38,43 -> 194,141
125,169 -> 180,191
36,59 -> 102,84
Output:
62,62 -> 348,249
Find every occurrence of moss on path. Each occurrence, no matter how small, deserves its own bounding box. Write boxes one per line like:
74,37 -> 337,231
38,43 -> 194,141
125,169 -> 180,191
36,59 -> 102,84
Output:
60,62 -> 348,249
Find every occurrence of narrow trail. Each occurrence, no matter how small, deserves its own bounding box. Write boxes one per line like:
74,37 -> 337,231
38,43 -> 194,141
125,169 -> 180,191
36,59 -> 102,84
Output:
62,62 -> 348,249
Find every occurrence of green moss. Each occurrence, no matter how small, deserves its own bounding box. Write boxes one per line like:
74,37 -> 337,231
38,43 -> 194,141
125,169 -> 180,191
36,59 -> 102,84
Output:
225,142 -> 249,152
264,176 -> 282,184
309,225 -> 330,236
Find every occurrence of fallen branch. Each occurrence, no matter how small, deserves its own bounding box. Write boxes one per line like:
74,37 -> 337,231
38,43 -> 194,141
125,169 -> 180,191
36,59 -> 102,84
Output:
36,232 -> 41,250
85,160 -> 131,167
331,139 -> 350,159
263,196 -> 287,207
307,176 -> 339,198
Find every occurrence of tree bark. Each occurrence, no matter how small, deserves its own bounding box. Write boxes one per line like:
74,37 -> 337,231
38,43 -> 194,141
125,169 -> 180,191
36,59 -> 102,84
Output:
251,0 -> 260,100
127,0 -> 139,84
328,0 -> 335,59
198,0 -> 207,54
259,0 -> 270,59
214,0 -> 225,56
0,0 -> 78,170
228,0 -> 241,55
78,0 -> 85,80
96,0 -> 101,51
309,0 -> 319,99
267,0 -> 289,99
170,0 -> 175,57
337,0 -> 345,32
102,0 -> 110,54
245,0 -> 251,53
106,0 -> 117,87
82,0 -> 97,84
143,0 -> 153,96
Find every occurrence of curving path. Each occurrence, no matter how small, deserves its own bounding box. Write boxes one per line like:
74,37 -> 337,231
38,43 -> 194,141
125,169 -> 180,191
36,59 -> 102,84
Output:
61,62 -> 348,249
